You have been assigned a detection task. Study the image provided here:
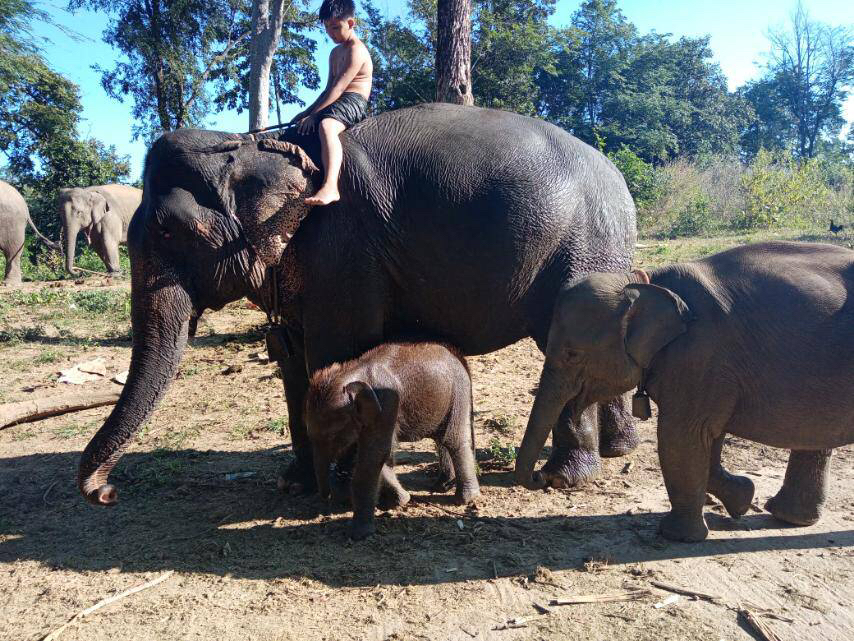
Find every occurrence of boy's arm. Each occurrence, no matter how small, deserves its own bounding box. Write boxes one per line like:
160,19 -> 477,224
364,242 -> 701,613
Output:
290,51 -> 336,122
301,45 -> 365,117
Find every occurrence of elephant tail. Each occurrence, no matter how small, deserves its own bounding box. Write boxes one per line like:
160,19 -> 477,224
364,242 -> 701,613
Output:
26,215 -> 60,250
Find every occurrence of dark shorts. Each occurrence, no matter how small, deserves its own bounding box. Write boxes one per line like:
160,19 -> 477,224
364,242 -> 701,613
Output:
316,92 -> 369,128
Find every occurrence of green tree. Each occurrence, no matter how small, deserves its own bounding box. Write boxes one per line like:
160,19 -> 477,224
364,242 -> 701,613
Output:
738,75 -> 798,160
210,1 -> 319,127
1,0 -> 129,237
763,2 -> 853,158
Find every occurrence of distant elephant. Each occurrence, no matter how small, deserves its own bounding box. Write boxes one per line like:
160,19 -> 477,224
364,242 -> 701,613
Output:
0,179 -> 59,285
58,184 -> 142,275
514,241 -> 854,542
77,103 -> 639,507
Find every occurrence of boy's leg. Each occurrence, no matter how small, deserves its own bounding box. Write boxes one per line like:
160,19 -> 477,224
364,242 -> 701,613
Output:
305,117 -> 346,206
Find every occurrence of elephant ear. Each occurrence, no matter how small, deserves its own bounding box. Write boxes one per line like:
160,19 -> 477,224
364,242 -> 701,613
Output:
89,192 -> 109,226
344,381 -> 383,427
622,284 -> 693,368
218,137 -> 319,268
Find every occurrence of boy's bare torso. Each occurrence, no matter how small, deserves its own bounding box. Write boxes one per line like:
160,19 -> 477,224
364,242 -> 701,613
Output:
330,37 -> 372,100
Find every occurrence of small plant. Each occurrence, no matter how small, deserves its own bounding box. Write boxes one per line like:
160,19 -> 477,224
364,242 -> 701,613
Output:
35,349 -> 61,364
266,418 -> 288,435
488,437 -> 517,466
484,413 -> 515,434
54,423 -> 90,439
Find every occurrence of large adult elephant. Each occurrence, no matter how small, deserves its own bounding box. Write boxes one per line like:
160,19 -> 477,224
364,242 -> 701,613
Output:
78,103 -> 639,506
58,185 -> 142,275
0,179 -> 59,285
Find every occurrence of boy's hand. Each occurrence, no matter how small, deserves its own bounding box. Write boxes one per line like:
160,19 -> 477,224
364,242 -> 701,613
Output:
297,114 -> 318,135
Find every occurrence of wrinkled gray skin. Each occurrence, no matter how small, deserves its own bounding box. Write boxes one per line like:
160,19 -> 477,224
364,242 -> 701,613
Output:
77,103 -> 638,507
58,185 -> 142,275
306,342 -> 478,540
515,241 -> 854,542
0,180 -> 59,285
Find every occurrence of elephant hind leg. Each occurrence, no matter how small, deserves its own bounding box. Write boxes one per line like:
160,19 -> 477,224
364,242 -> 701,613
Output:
706,435 -> 755,518
432,443 -> 456,492
598,395 -> 640,458
766,449 -> 832,526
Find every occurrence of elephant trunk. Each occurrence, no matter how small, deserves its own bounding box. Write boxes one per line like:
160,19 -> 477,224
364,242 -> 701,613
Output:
64,220 -> 80,275
314,448 -> 333,501
78,263 -> 192,505
514,363 -> 578,490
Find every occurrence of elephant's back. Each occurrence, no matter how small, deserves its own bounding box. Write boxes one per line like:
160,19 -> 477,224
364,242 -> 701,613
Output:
338,104 -> 636,354
0,180 -> 27,217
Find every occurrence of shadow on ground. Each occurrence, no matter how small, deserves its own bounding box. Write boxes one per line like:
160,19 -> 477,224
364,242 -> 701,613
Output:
1,448 -> 851,588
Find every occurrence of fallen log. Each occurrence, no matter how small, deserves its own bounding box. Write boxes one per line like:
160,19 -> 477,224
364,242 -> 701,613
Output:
1,390 -> 120,429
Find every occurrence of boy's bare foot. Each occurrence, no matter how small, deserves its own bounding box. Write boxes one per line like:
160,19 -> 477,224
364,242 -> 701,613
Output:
305,186 -> 340,206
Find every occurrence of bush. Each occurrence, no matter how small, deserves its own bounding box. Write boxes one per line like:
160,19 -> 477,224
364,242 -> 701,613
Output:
736,150 -> 834,230
608,146 -> 662,210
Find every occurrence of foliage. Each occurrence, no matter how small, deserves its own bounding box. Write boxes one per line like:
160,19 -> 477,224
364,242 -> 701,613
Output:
737,149 -> 834,230
0,0 -> 130,240
209,0 -> 320,125
607,146 -> 659,209
755,2 -> 854,159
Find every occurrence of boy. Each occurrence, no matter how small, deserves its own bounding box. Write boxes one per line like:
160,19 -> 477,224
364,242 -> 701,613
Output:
292,0 -> 373,206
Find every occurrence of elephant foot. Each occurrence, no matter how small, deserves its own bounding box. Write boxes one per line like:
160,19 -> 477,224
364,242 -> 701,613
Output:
658,511 -> 709,542
455,485 -> 480,505
349,519 -> 376,541
431,472 -> 456,493
378,485 -> 410,510
709,473 -> 755,519
536,446 -> 601,489
765,492 -> 821,526
598,398 -> 640,458
277,456 -> 317,495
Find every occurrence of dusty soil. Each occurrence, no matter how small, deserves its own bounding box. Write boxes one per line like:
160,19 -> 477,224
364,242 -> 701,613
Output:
1,233 -> 853,641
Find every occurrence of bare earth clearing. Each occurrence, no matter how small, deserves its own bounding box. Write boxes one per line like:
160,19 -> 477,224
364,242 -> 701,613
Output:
1,232 -> 853,641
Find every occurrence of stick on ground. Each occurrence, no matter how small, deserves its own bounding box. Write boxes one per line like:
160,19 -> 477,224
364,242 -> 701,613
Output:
739,608 -> 784,641
40,571 -> 174,641
1,390 -> 120,429
550,589 -> 652,605
650,580 -> 722,604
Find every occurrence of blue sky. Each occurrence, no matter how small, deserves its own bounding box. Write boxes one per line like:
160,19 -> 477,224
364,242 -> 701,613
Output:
32,0 -> 854,179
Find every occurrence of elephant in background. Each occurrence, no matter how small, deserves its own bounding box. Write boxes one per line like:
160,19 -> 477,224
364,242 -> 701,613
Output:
58,185 -> 142,275
76,103 -> 639,507
1,179 -> 59,285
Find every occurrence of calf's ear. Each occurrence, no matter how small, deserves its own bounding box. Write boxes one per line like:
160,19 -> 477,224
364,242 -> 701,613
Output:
622,284 -> 693,368
344,381 -> 382,426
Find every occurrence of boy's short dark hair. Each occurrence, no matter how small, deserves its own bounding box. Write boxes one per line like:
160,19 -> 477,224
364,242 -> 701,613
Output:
319,0 -> 355,22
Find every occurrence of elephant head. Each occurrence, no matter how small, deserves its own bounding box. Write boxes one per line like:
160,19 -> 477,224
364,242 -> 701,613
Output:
77,129 -> 318,506
514,270 -> 693,489
59,188 -> 110,274
305,378 -> 397,500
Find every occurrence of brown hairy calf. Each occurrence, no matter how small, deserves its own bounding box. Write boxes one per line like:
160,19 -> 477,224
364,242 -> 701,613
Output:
305,342 -> 479,540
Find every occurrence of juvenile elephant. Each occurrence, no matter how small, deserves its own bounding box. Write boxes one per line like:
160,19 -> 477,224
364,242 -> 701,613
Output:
306,342 -> 478,540
58,185 -> 142,275
77,103 -> 639,507
515,241 -> 854,542
0,180 -> 59,285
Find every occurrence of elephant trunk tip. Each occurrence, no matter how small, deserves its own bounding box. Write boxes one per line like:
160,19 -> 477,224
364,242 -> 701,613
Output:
80,471 -> 119,506
514,466 -> 548,491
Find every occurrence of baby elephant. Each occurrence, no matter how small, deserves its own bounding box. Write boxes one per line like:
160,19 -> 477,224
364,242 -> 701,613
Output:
305,342 -> 480,540
515,241 -> 854,542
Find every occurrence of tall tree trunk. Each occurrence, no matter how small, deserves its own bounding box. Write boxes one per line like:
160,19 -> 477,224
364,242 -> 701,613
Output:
249,0 -> 287,130
435,0 -> 474,105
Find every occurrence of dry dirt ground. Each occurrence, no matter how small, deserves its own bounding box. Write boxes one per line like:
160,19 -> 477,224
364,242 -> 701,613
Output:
1,232 -> 853,641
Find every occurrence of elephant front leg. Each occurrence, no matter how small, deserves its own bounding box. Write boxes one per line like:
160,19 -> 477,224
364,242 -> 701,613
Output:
766,449 -> 832,526
350,435 -> 394,540
706,435 -> 754,518
657,414 -> 711,542
598,394 -> 640,457
538,403 -> 602,488
276,333 -> 315,494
